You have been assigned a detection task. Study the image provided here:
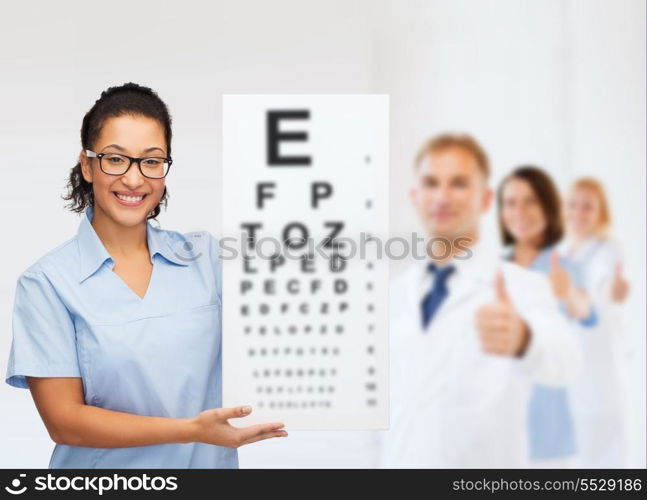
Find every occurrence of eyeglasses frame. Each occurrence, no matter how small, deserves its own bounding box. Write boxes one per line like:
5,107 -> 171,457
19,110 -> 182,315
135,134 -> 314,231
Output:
85,149 -> 173,179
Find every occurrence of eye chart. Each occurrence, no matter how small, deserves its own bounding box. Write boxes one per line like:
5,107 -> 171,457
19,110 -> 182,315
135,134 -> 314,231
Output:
222,95 -> 389,429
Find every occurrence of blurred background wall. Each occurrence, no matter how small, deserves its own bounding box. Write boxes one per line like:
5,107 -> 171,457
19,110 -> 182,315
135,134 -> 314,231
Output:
0,0 -> 643,467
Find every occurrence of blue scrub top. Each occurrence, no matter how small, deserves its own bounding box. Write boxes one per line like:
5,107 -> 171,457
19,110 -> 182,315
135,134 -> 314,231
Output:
505,245 -> 597,460
5,205 -> 238,469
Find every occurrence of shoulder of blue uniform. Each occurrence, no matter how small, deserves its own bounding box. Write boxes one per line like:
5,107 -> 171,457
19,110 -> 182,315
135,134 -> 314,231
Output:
19,236 -> 79,278
152,226 -> 214,265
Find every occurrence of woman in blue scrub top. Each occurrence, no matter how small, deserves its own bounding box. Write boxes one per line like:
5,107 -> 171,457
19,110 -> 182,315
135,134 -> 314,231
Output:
5,83 -> 287,468
497,166 -> 596,468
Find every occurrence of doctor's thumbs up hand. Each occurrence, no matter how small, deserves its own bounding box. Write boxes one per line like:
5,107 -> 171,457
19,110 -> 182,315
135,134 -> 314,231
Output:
611,263 -> 630,303
548,251 -> 573,301
190,405 -> 287,448
476,270 -> 530,357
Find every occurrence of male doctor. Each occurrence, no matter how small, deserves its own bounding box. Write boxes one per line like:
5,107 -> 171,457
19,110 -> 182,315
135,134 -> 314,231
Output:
380,134 -> 581,468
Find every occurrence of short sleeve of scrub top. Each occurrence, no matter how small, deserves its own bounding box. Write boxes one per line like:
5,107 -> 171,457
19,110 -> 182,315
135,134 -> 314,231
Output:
5,205 -> 238,469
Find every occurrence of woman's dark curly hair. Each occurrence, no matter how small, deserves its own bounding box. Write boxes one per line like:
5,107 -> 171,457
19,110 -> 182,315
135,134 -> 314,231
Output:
62,82 -> 172,220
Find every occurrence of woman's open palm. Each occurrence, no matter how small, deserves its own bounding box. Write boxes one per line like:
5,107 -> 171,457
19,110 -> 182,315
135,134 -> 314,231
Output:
193,406 -> 287,448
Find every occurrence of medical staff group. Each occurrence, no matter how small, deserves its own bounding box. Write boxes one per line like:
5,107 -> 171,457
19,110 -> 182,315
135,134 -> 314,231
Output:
5,83 -> 632,469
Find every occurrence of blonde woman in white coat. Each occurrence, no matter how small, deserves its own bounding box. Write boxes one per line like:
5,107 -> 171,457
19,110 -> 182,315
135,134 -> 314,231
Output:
558,177 -> 632,468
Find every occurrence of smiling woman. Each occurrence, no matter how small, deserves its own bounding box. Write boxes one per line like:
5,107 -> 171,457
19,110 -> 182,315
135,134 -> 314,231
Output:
497,166 -> 597,468
5,83 -> 287,469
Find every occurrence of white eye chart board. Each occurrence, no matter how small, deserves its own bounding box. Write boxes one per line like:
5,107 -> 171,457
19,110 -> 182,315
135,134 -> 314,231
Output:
222,95 -> 389,429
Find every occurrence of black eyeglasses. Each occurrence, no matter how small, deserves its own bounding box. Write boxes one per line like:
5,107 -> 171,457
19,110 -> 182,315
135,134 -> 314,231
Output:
86,150 -> 172,179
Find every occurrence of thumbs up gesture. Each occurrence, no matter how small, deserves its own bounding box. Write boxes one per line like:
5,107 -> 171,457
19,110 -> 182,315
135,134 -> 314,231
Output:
611,263 -> 630,303
476,270 -> 530,357
548,252 -> 573,301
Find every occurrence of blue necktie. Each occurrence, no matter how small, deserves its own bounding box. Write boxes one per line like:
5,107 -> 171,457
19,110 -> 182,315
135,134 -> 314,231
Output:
421,262 -> 456,330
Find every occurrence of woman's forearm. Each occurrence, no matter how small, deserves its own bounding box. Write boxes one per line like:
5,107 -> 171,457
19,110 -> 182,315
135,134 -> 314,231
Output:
27,377 -> 284,450
53,404 -> 198,448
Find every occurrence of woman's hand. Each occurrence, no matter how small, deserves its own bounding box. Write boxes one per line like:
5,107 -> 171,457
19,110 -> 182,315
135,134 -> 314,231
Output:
610,263 -> 630,303
548,252 -> 594,321
548,252 -> 573,300
190,406 -> 287,448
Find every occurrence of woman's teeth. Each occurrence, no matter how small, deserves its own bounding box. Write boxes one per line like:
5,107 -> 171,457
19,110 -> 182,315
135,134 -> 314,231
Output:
116,193 -> 145,202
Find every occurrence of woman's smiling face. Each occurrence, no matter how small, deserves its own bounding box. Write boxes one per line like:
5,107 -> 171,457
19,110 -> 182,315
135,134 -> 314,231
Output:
80,114 -> 167,227
565,186 -> 603,238
501,177 -> 547,246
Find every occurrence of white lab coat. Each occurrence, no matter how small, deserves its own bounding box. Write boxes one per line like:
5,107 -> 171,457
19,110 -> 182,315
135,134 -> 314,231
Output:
379,241 -> 582,468
558,236 -> 632,468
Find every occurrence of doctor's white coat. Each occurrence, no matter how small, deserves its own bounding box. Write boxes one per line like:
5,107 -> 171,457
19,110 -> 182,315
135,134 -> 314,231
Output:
558,236 -> 633,467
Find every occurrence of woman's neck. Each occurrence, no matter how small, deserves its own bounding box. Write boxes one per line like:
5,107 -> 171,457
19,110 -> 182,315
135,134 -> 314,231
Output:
91,205 -> 149,258
565,231 -> 597,256
511,241 -> 541,268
